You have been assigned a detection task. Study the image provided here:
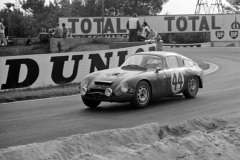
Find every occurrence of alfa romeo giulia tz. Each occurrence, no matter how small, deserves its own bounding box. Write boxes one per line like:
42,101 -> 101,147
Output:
80,51 -> 203,109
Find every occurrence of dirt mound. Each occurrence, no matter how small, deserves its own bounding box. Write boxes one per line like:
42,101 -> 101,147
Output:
0,117 -> 240,160
159,117 -> 227,138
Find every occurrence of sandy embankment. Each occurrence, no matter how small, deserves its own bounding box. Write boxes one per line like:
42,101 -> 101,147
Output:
0,117 -> 240,160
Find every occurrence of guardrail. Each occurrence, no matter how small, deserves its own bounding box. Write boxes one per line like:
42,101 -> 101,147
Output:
163,44 -> 201,48
109,40 -> 163,51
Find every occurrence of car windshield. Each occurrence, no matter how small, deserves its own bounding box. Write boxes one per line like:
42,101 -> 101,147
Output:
121,55 -> 163,70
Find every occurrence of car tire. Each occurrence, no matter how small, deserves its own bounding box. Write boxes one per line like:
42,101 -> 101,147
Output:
82,97 -> 101,108
131,81 -> 151,109
183,76 -> 199,98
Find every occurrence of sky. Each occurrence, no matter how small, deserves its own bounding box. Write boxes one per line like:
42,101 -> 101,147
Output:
161,0 -> 198,15
0,0 -> 230,15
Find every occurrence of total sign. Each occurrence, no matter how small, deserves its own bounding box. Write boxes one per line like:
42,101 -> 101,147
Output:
211,15 -> 240,41
60,14 -> 240,41
59,15 -> 222,35
59,17 -> 129,37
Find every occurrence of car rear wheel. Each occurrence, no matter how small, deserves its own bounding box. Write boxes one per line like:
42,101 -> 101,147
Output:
131,81 -> 151,109
82,97 -> 101,108
183,76 -> 199,98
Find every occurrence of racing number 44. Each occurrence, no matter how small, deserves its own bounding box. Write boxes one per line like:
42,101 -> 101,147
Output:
171,72 -> 184,93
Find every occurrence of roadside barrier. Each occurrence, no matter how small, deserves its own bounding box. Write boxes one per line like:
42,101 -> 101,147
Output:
0,43 -> 156,92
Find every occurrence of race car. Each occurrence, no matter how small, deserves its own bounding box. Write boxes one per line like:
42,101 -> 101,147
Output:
80,51 -> 203,109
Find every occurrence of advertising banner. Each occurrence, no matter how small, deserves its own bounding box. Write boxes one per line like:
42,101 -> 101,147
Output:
59,14 -> 240,41
0,44 -> 156,91
211,29 -> 240,41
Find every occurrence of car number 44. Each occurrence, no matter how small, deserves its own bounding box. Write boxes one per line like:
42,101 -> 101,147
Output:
171,71 -> 184,93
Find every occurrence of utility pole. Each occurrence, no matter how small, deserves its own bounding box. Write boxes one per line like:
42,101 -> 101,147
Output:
195,0 -> 225,14
15,0 -> 20,10
195,0 -> 209,14
209,0 -> 224,14
4,3 -> 15,38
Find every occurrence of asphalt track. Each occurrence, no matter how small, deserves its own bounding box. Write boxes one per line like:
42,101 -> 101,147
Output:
1,47 -> 240,148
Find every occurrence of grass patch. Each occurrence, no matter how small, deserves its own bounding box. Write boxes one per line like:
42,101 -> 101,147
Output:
0,44 -> 51,57
0,43 -> 109,57
195,60 -> 210,70
0,83 -> 80,103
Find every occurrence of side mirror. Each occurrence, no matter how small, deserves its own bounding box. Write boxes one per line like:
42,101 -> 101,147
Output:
155,67 -> 161,73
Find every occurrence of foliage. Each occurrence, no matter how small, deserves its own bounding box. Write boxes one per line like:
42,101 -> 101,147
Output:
104,0 -> 168,16
172,33 -> 209,44
21,0 -> 45,18
161,33 -> 209,44
71,0 -> 84,16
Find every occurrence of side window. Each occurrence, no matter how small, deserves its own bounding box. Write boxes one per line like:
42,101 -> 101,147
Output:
166,56 -> 179,68
183,59 -> 195,67
145,56 -> 164,69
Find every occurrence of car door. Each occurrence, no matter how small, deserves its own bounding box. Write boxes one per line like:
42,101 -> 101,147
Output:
164,55 -> 186,95
154,60 -> 168,98
145,56 -> 168,98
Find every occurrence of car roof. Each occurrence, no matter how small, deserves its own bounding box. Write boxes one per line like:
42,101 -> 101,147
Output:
135,51 -> 180,57
135,51 -> 193,60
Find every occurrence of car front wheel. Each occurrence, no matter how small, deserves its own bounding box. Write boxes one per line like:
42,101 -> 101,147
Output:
131,81 -> 151,109
82,97 -> 101,108
183,76 -> 199,98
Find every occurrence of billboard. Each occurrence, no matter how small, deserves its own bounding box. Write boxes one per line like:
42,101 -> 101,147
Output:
0,44 -> 156,91
59,14 -> 240,41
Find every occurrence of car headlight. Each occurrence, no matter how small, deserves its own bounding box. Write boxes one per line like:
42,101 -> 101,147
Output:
120,82 -> 129,93
80,87 -> 87,95
80,80 -> 89,88
105,88 -> 112,97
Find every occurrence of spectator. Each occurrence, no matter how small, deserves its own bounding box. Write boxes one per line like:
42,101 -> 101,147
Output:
40,28 -> 47,33
62,23 -> 68,38
48,29 -> 54,38
53,23 -> 63,38
148,28 -> 158,41
25,36 -> 32,46
38,28 -> 49,43
137,22 -> 150,41
0,18 -> 7,46
126,13 -> 140,42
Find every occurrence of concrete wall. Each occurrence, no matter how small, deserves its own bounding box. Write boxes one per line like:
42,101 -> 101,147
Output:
211,41 -> 240,47
50,38 -> 128,53
12,37 -> 40,45
109,40 -> 163,51
11,37 -> 162,53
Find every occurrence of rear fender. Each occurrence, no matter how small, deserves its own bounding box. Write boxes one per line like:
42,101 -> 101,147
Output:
197,76 -> 203,88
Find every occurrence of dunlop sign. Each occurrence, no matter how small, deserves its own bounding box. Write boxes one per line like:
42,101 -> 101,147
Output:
0,44 -> 156,91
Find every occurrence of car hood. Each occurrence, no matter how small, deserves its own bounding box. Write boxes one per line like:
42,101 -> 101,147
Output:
90,67 -> 146,82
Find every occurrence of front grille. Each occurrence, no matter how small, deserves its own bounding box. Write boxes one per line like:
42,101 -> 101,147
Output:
90,88 -> 105,93
86,92 -> 109,100
94,81 -> 113,86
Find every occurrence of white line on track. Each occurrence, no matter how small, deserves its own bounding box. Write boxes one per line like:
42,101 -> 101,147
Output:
0,112 -> 63,123
199,86 -> 240,95
0,94 -> 81,105
203,61 -> 219,75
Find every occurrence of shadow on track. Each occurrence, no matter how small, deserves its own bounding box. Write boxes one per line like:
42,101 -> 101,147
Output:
81,96 -> 190,114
